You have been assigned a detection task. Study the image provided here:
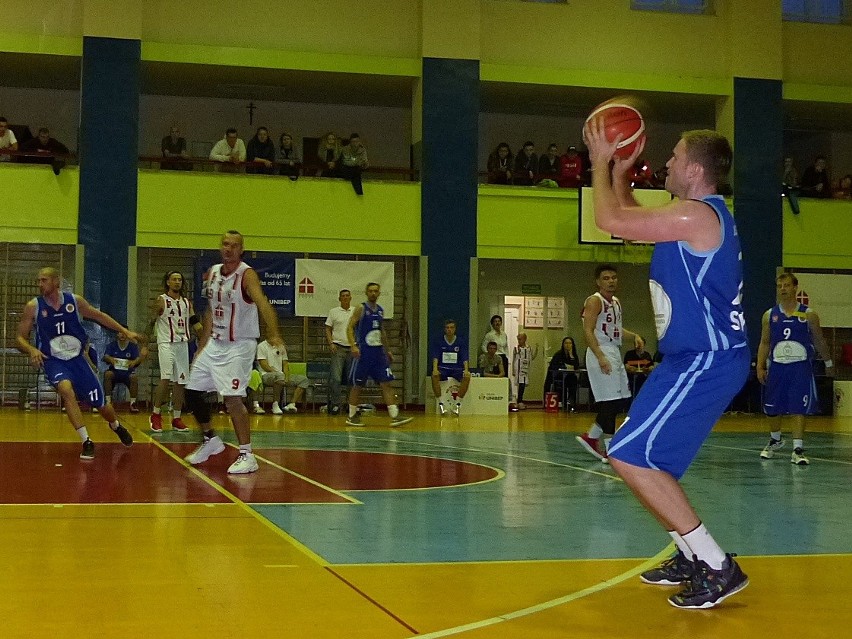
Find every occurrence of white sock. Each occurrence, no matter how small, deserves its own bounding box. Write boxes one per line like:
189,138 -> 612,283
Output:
388,404 -> 400,418
682,523 -> 726,570
793,438 -> 803,450
272,402 -> 281,411
349,404 -> 358,418
130,397 -> 137,404
153,406 -> 161,415
253,401 -> 261,409
770,430 -> 782,441
668,530 -> 692,557
239,443 -> 252,454
588,423 -> 603,439
173,410 -> 181,419
76,426 -> 90,442
109,420 -> 119,430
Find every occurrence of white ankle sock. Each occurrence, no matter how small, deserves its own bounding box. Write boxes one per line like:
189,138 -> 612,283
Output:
588,423 -> 603,439
76,426 -> 90,442
770,430 -> 782,441
668,530 -> 692,557
682,523 -> 726,570
239,443 -> 252,454
388,404 -> 400,418
349,404 -> 358,418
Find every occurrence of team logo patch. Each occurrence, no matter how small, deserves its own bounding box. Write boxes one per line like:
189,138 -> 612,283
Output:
772,314 -> 778,322
65,303 -> 75,313
41,309 -> 48,317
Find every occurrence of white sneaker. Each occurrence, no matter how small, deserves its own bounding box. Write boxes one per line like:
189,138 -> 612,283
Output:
438,403 -> 447,415
271,403 -> 284,415
228,452 -> 259,474
283,403 -> 298,413
185,436 -> 226,465
253,405 -> 266,415
452,403 -> 461,416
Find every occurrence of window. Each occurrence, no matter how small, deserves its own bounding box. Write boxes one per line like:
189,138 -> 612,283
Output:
632,0 -> 710,14
783,0 -> 847,24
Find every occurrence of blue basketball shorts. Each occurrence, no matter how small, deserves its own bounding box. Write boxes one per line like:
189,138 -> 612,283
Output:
43,355 -> 106,408
350,349 -> 394,386
607,347 -> 749,479
109,369 -> 135,386
763,361 -> 817,416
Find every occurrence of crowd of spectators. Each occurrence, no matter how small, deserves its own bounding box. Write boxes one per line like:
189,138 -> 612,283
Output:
485,140 -> 665,190
0,117 -> 71,173
783,155 -> 852,199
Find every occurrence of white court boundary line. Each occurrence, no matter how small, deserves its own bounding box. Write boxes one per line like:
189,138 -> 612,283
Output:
414,544 -> 673,638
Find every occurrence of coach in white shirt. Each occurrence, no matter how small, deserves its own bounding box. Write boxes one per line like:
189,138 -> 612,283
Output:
324,289 -> 354,415
0,117 -> 18,162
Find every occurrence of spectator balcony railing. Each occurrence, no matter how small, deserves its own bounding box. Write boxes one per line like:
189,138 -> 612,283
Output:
0,148 -> 77,167
138,156 -> 418,181
478,169 -> 664,189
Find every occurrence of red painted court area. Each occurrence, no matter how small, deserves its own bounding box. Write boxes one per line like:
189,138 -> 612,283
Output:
0,442 -> 499,505
255,448 -> 500,490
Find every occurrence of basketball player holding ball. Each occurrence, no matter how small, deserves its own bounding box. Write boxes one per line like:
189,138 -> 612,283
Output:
584,105 -> 750,609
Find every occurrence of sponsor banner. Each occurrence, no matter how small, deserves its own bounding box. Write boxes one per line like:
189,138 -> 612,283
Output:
295,259 -> 395,317
795,273 -> 852,328
194,255 -> 295,316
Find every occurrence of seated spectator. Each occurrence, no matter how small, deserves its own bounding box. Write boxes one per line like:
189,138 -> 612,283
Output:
255,339 -> 310,414
246,126 -> 276,175
800,156 -> 831,198
623,338 -> 655,396
514,141 -> 537,186
339,132 -> 369,195
538,143 -> 560,182
543,336 -> 580,410
19,127 -> 70,173
558,145 -> 584,188
833,174 -> 852,199
783,156 -> 799,189
209,128 -> 246,169
318,132 -> 341,177
486,142 -> 513,185
278,132 -> 301,180
631,158 -> 655,188
478,341 -> 505,378
161,125 -> 190,171
0,117 -> 18,162
103,333 -> 148,413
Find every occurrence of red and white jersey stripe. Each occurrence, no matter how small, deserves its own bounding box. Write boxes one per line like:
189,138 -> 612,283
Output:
156,293 -> 191,343
205,262 -> 259,342
583,292 -> 623,346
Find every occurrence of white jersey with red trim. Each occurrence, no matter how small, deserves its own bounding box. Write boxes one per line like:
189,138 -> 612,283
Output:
584,292 -> 623,347
204,262 -> 259,342
155,293 -> 191,344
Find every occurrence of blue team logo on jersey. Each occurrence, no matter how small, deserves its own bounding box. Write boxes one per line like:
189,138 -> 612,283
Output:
65,303 -> 75,313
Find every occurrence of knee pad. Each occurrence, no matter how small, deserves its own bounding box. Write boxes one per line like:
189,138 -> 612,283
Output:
186,389 -> 211,424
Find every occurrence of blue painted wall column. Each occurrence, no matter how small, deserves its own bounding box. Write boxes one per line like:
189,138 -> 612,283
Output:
421,58 -> 479,358
733,77 -> 783,353
78,36 -> 140,324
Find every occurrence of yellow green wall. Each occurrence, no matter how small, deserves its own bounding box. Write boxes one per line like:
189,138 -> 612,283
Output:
0,165 -> 79,244
477,187 -> 652,263
783,199 -> 852,269
135,171 -> 421,255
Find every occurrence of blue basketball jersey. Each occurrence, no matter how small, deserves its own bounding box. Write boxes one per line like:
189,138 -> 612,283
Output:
34,292 -> 90,360
433,335 -> 468,371
355,302 -> 385,352
649,195 -> 747,355
768,304 -> 814,364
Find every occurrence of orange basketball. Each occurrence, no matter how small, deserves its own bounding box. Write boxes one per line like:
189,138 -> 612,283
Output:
584,101 -> 646,159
